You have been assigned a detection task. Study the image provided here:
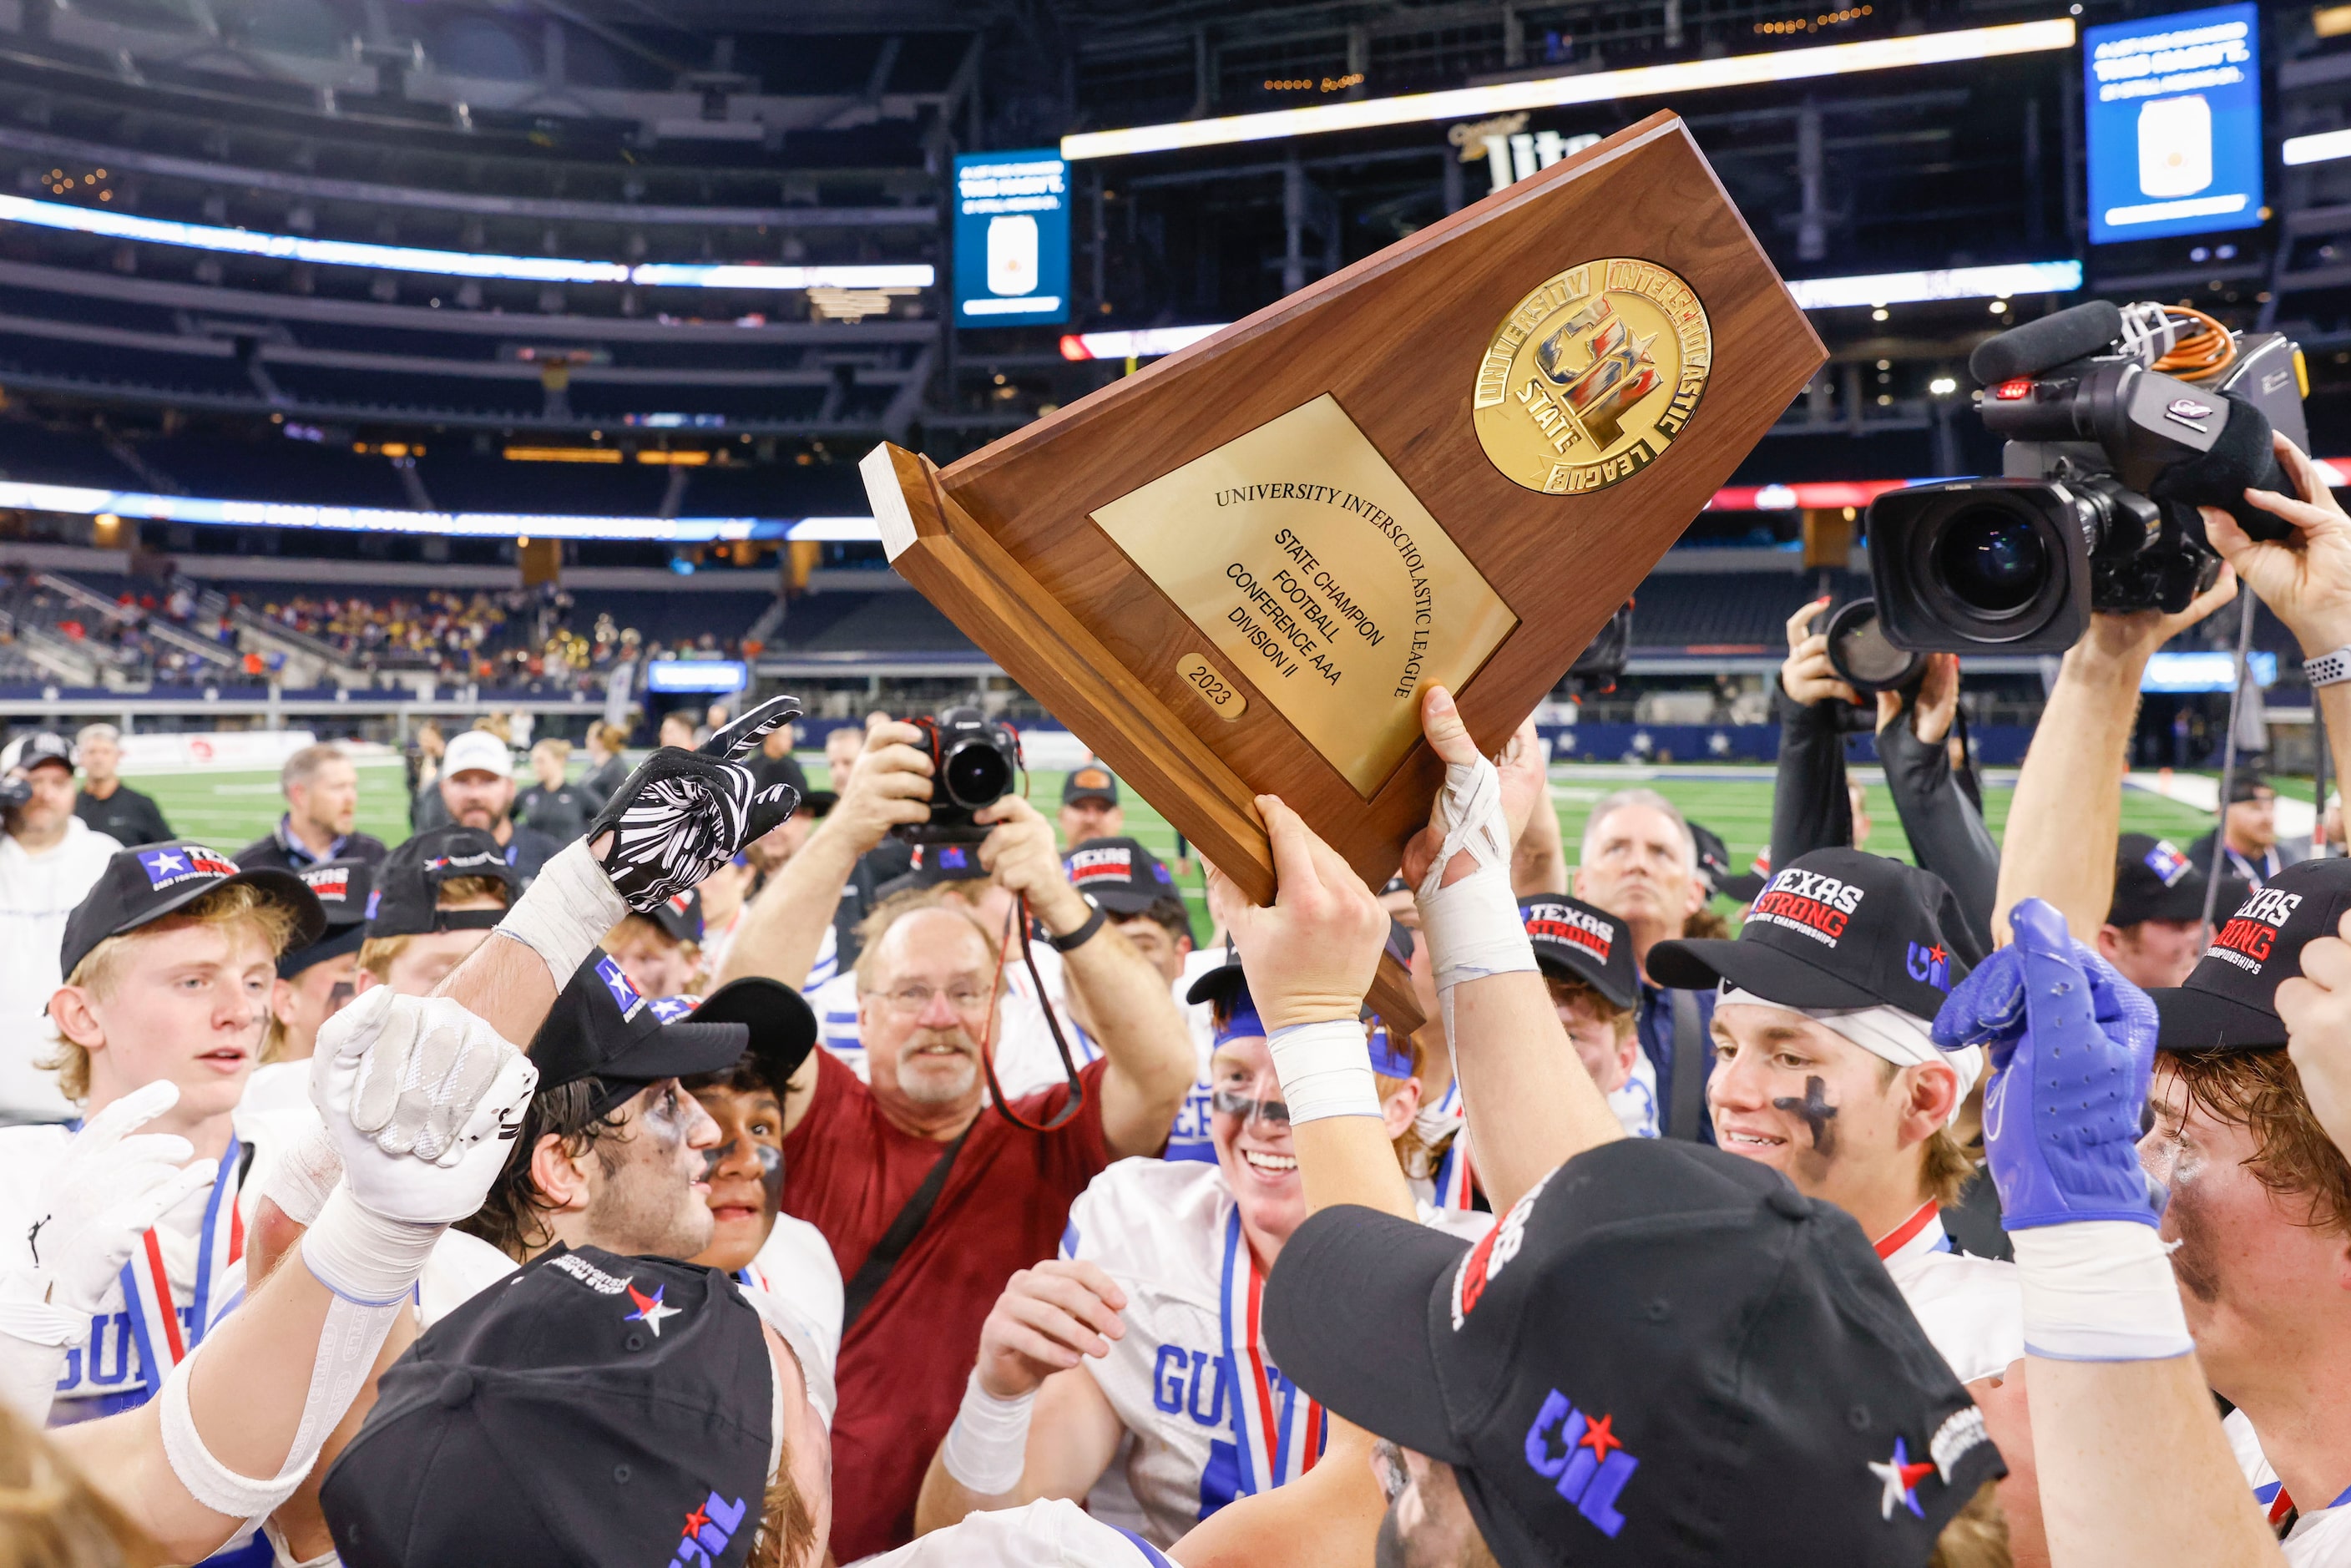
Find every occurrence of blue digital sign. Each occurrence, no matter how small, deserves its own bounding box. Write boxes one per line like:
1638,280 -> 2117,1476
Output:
646,660 -> 748,694
953,150 -> 1070,328
2141,650 -> 2278,693
2085,3 -> 2263,245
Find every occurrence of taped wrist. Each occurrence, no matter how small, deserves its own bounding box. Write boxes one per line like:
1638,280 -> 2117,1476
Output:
494,837 -> 629,990
258,1123 -> 343,1229
299,1184 -> 442,1308
941,1369 -> 1037,1496
1413,753 -> 1533,995
2011,1222 -> 2195,1363
159,1292 -> 402,1522
1267,1019 -> 1381,1124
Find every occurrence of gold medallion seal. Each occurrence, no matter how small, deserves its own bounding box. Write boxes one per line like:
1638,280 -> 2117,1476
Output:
1471,258 -> 1712,495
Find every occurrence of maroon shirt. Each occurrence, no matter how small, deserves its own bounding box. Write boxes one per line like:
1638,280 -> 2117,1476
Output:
781,1050 -> 1113,1560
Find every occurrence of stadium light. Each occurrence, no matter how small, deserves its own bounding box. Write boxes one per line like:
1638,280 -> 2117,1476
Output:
2284,129 -> 2351,167
1061,19 -> 2075,160
1058,326 -> 1224,360
0,195 -> 934,291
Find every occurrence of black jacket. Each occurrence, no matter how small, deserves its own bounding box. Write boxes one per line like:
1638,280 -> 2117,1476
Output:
74,784 -> 174,849
516,782 -> 591,845
237,817 -> 391,872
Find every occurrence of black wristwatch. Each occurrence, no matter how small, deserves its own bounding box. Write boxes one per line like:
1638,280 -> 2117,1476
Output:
1047,901 -> 1107,953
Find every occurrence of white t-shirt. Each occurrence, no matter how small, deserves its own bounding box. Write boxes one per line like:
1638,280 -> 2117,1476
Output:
1876,1208 -> 2025,1387
240,1060 -> 312,1117
0,818 -> 122,1119
1059,1157 -> 1492,1546
2227,1409 -> 2351,1565
738,1211 -> 844,1374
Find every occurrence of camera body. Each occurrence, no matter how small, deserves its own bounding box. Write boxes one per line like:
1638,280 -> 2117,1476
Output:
1823,598 -> 1925,697
895,706 -> 1023,846
1867,313 -> 2306,655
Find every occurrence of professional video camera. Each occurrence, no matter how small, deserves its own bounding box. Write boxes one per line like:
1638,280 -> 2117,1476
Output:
1866,300 -> 2308,653
895,706 -> 1023,845
1560,599 -> 1634,698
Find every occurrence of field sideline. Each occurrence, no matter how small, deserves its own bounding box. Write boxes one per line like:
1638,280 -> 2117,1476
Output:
121,756 -> 2237,945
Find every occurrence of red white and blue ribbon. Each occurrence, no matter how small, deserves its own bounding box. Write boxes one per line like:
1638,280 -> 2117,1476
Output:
119,1135 -> 243,1396
1218,1209 -> 1322,1495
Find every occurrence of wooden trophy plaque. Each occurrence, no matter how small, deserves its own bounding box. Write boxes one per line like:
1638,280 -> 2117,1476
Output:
862,110 -> 1825,1030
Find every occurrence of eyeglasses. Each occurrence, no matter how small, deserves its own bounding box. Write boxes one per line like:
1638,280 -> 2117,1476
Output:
870,983 -> 993,1014
1210,1087 -> 1291,1125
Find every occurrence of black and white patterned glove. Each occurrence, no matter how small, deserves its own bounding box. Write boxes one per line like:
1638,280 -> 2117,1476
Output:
588,694 -> 802,913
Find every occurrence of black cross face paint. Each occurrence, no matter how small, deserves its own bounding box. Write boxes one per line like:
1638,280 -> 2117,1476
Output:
1772,1075 -> 1840,1156
701,1136 -> 786,1216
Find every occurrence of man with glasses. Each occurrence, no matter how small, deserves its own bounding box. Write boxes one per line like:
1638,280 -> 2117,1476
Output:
725,716 -> 1195,1560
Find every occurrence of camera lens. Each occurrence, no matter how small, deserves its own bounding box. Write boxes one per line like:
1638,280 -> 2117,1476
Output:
1934,507 -> 2047,616
942,739 -> 1013,809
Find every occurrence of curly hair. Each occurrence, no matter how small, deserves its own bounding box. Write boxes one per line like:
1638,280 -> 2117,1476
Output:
455,1080 -> 625,1262
2162,1045 -> 2351,1236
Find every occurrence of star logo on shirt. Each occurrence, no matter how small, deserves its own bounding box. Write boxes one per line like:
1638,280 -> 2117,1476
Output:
624,1282 -> 680,1337
1870,1437 -> 1936,1520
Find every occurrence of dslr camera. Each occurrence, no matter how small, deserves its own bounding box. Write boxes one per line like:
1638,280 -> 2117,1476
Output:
1866,300 -> 2307,653
896,706 -> 1023,846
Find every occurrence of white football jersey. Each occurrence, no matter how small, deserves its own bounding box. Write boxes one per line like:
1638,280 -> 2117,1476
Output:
2227,1409 -> 2351,1565
1059,1158 -> 1491,1546
1877,1210 -> 2025,1387
740,1211 -> 845,1373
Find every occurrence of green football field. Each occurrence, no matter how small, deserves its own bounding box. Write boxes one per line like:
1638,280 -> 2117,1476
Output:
123,755 -> 2233,943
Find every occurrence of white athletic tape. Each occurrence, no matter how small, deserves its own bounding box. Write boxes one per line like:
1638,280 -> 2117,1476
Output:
299,1185 -> 442,1308
159,1290 -> 402,1522
2010,1222 -> 2196,1363
256,1122 -> 343,1229
495,837 -> 631,989
0,1297 -> 75,1425
1413,753 -> 1535,1012
1267,1019 -> 1382,1124
941,1369 -> 1038,1496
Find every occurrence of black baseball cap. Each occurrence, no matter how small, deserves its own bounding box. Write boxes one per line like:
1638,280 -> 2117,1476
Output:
801,790 -> 839,818
321,1247 -> 773,1568
2227,772 -> 2276,805
1062,766 -> 1119,806
61,842 -> 325,982
278,859 -> 372,979
882,839 -> 990,895
651,978 -> 817,1099
1185,939 -> 1245,1011
1520,894 -> 1639,1010
2150,857 -> 2351,1052
1691,823 -> 1770,903
1647,848 -> 1973,1019
1063,836 -> 1176,915
3,731 -> 73,774
645,887 -> 704,946
1263,1140 -> 2004,1567
533,951 -> 756,1115
367,827 -> 518,938
2109,833 -> 2248,928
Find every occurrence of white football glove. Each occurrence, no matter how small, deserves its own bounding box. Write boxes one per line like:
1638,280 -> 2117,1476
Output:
311,989 -> 538,1226
19,1080 -> 216,1321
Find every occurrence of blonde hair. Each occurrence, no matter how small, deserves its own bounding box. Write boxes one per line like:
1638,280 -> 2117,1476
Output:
0,1399 -> 161,1566
44,883 -> 302,1102
1872,1059 -> 1979,1208
532,737 -> 573,764
356,875 -> 509,983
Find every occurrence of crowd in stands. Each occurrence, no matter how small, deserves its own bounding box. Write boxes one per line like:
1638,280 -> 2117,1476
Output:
8,438 -> 2351,1568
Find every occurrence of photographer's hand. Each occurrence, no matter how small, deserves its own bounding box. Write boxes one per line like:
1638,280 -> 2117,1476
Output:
825,715 -> 934,857
975,796 -> 1090,938
1873,651 -> 1961,742
1781,596 -> 1862,707
2203,432 -> 2351,658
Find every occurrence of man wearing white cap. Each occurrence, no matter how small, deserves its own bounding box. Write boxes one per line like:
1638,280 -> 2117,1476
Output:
435,728 -> 563,886
1646,847 -> 2024,1388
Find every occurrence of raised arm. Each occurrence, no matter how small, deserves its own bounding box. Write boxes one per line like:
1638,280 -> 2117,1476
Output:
1876,655 -> 2000,954
1772,597 -> 1861,872
978,795 -> 1194,1159
1406,688 -> 1623,1212
1991,576 -> 2237,943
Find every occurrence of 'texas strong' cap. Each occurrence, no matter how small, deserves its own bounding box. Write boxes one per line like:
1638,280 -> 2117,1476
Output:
2151,857 -> 2351,1052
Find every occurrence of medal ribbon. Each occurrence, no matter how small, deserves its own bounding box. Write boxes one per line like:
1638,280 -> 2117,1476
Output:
119,1135 -> 243,1393
1218,1210 -> 1322,1495
1426,1083 -> 1474,1211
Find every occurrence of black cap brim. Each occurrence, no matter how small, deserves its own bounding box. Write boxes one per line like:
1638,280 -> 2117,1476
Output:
1718,872 -> 1768,903
112,867 -> 327,970
686,977 -> 817,1094
1088,888 -> 1161,916
1185,959 -> 1246,1009
278,921 -> 366,979
2151,984 -> 2287,1052
1263,1206 -> 1474,1464
598,1020 -> 751,1090
1531,952 -> 1638,1011
1646,935 -> 1883,1009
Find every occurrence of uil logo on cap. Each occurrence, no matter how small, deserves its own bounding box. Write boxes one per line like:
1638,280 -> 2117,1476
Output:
1524,1388 -> 1639,1538
2145,841 -> 2192,888
364,889 -> 382,920
1451,1168 -> 1555,1330
1904,942 -> 1950,991
665,1493 -> 750,1568
2208,887 -> 2304,975
937,845 -> 970,871
596,955 -> 648,1020
1748,868 -> 1865,948
137,845 -> 237,890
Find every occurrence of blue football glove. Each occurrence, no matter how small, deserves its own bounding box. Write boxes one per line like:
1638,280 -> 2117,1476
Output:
1930,898 -> 2164,1230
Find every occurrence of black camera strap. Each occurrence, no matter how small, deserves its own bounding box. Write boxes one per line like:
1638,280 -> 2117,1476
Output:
978,894 -> 1090,1133
839,1118 -> 974,1334
2200,590 -> 2259,931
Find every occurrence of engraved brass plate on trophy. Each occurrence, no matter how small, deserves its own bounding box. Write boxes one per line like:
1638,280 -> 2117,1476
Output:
1176,653 -> 1246,720
1092,393 -> 1519,797
1472,257 -> 1713,495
